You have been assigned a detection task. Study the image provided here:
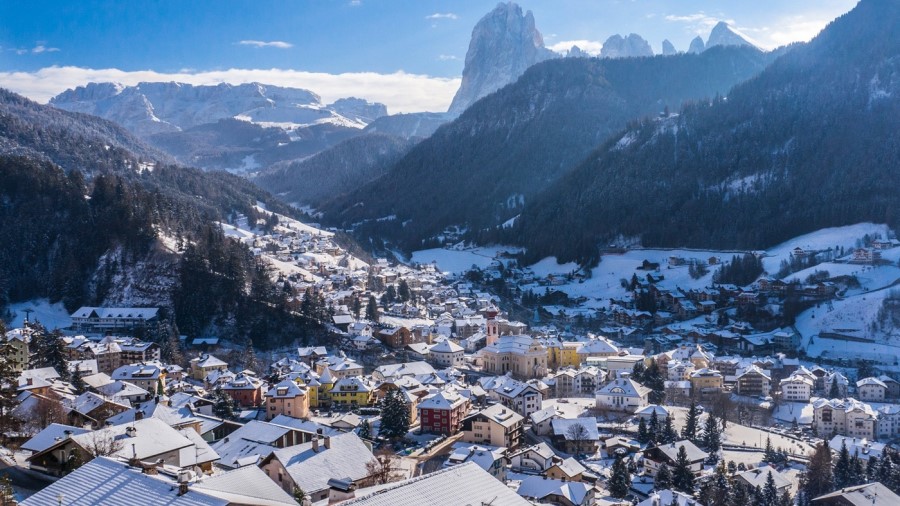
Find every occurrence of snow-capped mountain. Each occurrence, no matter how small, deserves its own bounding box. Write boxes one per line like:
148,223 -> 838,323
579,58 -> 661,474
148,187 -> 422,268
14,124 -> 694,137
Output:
447,2 -> 556,116
706,21 -> 758,50
600,33 -> 654,59
51,82 -> 387,137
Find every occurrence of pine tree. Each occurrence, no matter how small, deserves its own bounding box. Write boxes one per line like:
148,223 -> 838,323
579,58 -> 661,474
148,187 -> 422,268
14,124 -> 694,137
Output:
352,297 -> 362,319
800,442 -> 834,503
661,415 -> 678,444
212,390 -> 236,420
672,444 -> 695,493
380,389 -> 410,439
867,454 -> 880,483
682,402 -> 700,443
648,410 -> 660,445
397,280 -> 411,302
730,482 -> 750,506
829,376 -> 841,399
609,454 -> 631,498
701,413 -> 722,457
643,359 -> 666,404
366,295 -> 379,322
638,417 -> 650,445
764,436 -> 776,463
358,419 -> 372,440
70,366 -> 86,395
778,490 -> 793,506
850,451 -> 864,487
834,440 -> 852,488
631,361 -> 646,382
655,463 -> 673,491
763,471 -> 779,506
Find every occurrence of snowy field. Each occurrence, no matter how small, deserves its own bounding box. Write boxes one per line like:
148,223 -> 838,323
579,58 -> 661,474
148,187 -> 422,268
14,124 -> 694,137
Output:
762,222 -> 891,274
5,299 -> 72,330
410,246 -> 519,275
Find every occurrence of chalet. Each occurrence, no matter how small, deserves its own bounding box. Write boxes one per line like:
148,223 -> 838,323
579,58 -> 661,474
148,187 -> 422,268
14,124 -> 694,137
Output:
376,327 -> 412,348
259,432 -> 375,504
265,379 -> 309,421
550,418 -> 600,455
596,376 -> 651,412
461,403 -> 524,450
418,390 -> 469,435
643,440 -> 708,477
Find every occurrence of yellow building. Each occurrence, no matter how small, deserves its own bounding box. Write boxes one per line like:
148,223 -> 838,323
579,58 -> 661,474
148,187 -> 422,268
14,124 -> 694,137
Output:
330,376 -> 373,410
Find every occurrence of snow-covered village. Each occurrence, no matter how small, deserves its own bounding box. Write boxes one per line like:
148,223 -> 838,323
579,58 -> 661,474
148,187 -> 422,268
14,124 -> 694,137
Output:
2,205 -> 900,505
2,1 -> 899,505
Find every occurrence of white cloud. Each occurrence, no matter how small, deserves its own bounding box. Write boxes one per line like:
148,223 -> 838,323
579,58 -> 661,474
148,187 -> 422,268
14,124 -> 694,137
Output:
752,15 -> 834,48
0,66 -> 461,114
349,0 -> 361,5
665,12 -> 734,36
32,44 -> 60,54
438,54 -> 459,61
237,40 -> 293,49
426,13 -> 458,20
547,40 -> 604,56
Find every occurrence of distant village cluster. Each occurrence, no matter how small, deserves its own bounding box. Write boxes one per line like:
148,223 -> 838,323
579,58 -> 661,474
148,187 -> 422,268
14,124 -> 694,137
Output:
0,226 -> 897,506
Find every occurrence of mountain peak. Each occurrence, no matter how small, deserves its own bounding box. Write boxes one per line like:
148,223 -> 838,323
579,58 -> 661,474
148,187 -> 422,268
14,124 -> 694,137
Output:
706,21 -> 757,49
600,33 -> 654,59
688,36 -> 706,54
661,39 -> 677,56
447,2 -> 555,116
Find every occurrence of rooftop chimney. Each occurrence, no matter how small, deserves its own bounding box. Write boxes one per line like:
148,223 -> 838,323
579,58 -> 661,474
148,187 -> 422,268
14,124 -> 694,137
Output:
324,435 -> 331,450
312,437 -> 319,453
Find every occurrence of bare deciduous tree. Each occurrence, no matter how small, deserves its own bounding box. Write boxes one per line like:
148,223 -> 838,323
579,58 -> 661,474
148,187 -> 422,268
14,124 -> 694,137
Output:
365,449 -> 404,486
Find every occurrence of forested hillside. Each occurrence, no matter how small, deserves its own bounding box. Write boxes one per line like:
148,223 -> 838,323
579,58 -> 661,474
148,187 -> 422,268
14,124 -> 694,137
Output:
0,90 -> 327,348
321,45 -> 774,253
253,133 -> 415,208
513,0 -> 900,265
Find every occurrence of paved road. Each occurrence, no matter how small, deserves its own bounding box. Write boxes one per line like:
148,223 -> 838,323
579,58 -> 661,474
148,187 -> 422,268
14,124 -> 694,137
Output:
0,459 -> 56,500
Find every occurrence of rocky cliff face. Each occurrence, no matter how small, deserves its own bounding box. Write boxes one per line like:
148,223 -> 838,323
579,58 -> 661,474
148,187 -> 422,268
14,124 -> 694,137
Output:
688,36 -> 706,54
600,33 -> 654,59
662,39 -> 678,56
447,2 -> 555,116
706,22 -> 757,49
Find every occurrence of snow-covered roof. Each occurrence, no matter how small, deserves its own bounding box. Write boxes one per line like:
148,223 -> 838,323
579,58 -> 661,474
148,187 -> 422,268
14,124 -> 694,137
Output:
21,423 -> 90,453
735,466 -> 791,490
418,390 -> 467,411
20,457 -> 225,506
70,307 -> 160,320
341,461 -> 531,506
192,464 -> 296,506
516,476 -> 592,505
269,432 -> 374,495
551,417 -> 600,440
430,339 -> 464,354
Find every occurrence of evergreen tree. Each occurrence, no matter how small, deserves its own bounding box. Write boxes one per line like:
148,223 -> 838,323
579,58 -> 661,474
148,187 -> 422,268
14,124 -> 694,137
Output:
682,402 -> 700,443
867,454 -> 880,483
655,463 -> 673,491
631,360 -> 646,383
764,436 -> 777,463
380,389 -> 410,439
385,285 -> 397,305
70,366 -> 86,395
672,444 -> 695,493
397,280 -> 411,302
800,442 -> 834,503
366,295 -> 380,322
609,454 -> 631,498
829,377 -> 841,399
638,417 -> 650,445
834,440 -> 852,489
764,471 -> 779,506
850,451 -> 864,487
661,414 -> 678,444
643,358 -> 666,404
358,419 -> 372,440
701,413 -> 722,459
730,482 -> 750,506
352,297 -> 362,319
648,410 -> 660,445
778,490 -> 793,506
212,389 -> 236,420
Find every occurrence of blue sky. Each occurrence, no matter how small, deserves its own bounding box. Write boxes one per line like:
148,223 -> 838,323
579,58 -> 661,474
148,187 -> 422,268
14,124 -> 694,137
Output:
0,0 -> 858,112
